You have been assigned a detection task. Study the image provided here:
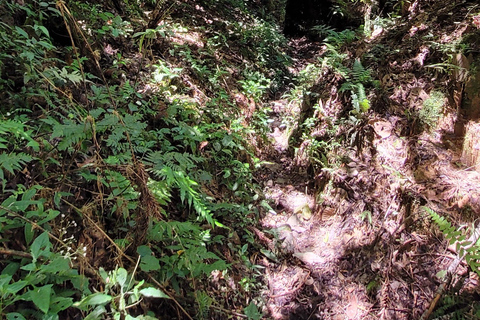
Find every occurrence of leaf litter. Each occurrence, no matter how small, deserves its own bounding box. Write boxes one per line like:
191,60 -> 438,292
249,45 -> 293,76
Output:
253,1 -> 480,319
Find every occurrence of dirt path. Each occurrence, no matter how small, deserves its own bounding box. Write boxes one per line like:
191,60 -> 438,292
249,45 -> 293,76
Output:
254,29 -> 480,319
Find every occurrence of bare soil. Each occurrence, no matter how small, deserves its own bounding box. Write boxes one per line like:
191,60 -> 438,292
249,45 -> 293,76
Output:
253,1 -> 480,319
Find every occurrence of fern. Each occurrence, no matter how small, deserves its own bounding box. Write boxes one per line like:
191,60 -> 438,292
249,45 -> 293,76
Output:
51,120 -> 92,151
0,152 -> 33,186
311,24 -> 337,37
339,60 -> 373,114
0,119 -> 39,151
351,59 -> 373,84
43,66 -> 83,86
426,207 -> 480,276
431,294 -> 473,320
313,25 -> 357,46
195,290 -> 213,320
145,151 -> 203,173
149,165 -> 215,225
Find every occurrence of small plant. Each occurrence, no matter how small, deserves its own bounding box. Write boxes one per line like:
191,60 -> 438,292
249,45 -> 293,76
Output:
418,90 -> 445,130
360,210 -> 373,225
74,266 -> 169,319
339,59 -> 376,115
133,24 -> 174,54
239,69 -> 271,102
312,25 -> 357,47
426,207 -> 480,276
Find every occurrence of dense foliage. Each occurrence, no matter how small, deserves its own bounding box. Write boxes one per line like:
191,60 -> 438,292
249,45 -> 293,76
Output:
2,0 -> 480,318
0,0 -> 289,318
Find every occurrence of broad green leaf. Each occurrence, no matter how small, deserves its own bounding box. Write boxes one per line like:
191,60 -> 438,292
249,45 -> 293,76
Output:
23,185 -> 40,200
73,292 -> 112,310
24,223 -> 34,245
116,268 -> 128,288
31,284 -> 52,314
49,296 -> 73,313
42,256 -> 70,273
41,314 -> 58,320
140,255 -> 160,272
20,262 -> 36,272
15,26 -> 29,38
37,25 -> 49,36
0,274 -> 12,291
84,305 -> 107,320
6,313 -> 26,320
2,263 -> 19,276
244,302 -> 262,320
6,280 -> 28,294
137,245 -> 152,256
30,232 -> 50,261
139,287 -> 170,299
37,209 -> 60,225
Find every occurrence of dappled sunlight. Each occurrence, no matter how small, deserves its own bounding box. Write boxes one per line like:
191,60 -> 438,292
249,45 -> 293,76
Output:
2,0 -> 480,318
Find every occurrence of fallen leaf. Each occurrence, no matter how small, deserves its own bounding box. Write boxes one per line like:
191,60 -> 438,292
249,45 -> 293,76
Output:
346,294 -> 358,319
293,251 -> 324,265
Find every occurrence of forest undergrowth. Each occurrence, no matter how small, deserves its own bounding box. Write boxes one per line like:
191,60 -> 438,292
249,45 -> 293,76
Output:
1,0 -> 480,319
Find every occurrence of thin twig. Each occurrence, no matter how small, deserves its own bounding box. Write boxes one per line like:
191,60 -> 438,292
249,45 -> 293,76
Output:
0,248 -> 32,259
210,305 -> 249,318
0,205 -> 68,250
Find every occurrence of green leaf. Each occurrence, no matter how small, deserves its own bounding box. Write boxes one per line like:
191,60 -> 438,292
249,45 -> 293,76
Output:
15,26 -> 29,38
140,255 -> 160,272
137,245 -> 152,256
37,209 -> 61,225
116,268 -> 128,288
40,314 -> 58,320
0,274 -> 12,290
244,302 -> 262,320
24,223 -> 34,245
30,232 -> 50,261
31,284 -> 52,314
42,256 -> 70,274
99,267 -> 108,282
73,293 -> 112,310
132,279 -> 145,302
0,152 -> 33,175
436,270 -> 447,280
139,287 -> 170,299
6,313 -> 26,320
84,305 -> 107,320
38,25 -> 49,37
1,263 -> 19,276
50,296 -> 73,313
6,280 -> 28,294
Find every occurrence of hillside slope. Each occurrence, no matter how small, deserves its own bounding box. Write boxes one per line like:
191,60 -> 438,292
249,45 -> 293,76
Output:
1,0 -> 480,319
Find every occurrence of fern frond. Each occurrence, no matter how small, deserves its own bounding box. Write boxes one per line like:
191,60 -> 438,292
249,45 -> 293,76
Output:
426,207 -> 480,276
195,290 -> 212,320
51,120 -> 92,151
145,151 -> 202,172
0,152 -> 33,183
352,59 -> 372,84
149,165 -> 215,225
311,24 -> 336,37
